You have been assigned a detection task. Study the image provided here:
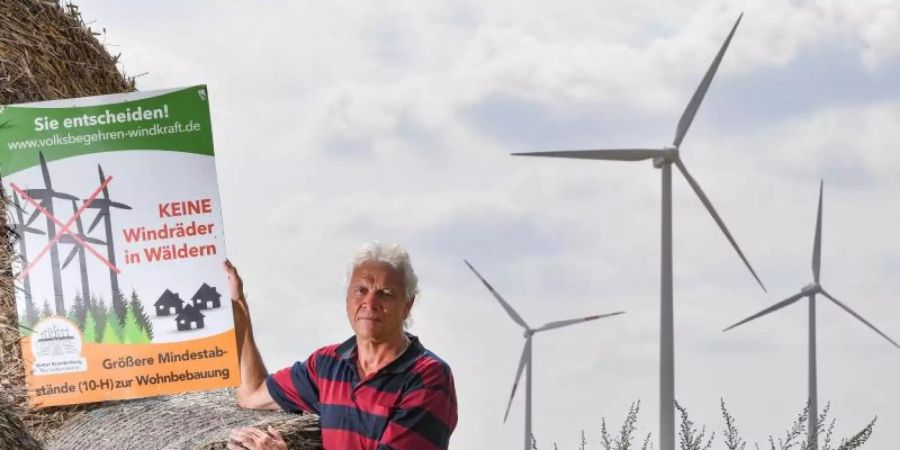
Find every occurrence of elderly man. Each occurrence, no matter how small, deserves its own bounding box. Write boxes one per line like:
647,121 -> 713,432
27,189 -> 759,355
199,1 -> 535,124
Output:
225,242 -> 457,450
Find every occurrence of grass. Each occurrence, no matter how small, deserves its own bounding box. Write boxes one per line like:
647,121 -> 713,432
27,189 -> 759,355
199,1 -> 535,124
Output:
533,399 -> 876,450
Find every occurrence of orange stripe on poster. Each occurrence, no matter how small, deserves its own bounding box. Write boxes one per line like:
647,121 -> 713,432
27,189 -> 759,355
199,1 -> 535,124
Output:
22,329 -> 241,408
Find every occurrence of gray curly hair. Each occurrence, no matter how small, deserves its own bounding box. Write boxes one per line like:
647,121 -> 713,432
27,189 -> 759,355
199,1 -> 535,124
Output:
346,241 -> 419,302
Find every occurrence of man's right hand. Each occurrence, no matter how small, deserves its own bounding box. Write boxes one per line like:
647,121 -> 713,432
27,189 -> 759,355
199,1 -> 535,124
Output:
224,259 -> 245,303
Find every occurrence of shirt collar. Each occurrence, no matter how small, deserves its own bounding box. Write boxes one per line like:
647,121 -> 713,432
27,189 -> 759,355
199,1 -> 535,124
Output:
338,332 -> 424,374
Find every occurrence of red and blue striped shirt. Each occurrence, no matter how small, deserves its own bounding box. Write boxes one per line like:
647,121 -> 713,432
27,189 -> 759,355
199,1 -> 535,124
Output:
266,334 -> 458,449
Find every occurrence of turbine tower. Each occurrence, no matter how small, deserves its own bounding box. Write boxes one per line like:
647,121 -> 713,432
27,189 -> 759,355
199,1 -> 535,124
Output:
723,181 -> 900,450
511,14 -> 764,450
465,260 -> 624,450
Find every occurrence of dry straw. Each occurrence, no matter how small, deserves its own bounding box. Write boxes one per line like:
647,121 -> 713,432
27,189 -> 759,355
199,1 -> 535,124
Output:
0,396 -> 42,450
1,1 -> 322,448
46,389 -> 322,450
0,0 -> 134,105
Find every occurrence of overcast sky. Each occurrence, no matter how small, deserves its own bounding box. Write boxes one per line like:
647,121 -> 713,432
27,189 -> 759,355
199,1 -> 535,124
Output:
74,1 -> 900,448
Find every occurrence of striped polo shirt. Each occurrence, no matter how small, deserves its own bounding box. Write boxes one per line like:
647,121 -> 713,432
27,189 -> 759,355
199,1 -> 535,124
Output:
266,333 -> 458,450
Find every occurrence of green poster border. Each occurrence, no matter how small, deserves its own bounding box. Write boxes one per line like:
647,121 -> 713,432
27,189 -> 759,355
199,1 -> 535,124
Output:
0,85 -> 214,176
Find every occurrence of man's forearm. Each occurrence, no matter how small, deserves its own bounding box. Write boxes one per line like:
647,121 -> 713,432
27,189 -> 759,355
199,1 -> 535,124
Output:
233,297 -> 269,405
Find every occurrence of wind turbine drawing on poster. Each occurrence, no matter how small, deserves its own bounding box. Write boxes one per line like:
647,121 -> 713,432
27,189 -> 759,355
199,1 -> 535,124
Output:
10,190 -> 45,326
60,198 -> 107,311
512,14 -> 765,450
723,181 -> 900,450
23,152 -> 81,315
464,260 -> 624,450
84,164 -> 131,318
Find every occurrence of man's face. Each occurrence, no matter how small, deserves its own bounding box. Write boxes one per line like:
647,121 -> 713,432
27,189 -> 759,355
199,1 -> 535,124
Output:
346,260 -> 412,342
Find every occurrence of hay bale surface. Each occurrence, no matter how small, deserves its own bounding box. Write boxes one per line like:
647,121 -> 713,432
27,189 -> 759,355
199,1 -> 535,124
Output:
0,0 -> 134,105
1,2 -> 324,449
47,390 -> 322,450
0,397 -> 42,450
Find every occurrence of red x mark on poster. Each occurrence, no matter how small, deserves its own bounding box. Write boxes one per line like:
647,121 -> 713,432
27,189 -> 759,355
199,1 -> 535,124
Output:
11,176 -> 122,280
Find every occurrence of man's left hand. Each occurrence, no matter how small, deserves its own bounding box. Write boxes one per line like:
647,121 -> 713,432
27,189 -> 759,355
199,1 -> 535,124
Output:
227,425 -> 287,450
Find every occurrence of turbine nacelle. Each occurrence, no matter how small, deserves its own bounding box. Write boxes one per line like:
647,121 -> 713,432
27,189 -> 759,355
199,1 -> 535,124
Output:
653,146 -> 680,168
801,283 -> 821,296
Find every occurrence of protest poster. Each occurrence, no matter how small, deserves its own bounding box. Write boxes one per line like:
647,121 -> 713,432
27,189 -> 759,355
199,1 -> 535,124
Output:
0,85 -> 240,407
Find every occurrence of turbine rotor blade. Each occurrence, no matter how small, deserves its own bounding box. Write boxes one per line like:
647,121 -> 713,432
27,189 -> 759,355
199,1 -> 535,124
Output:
723,291 -> 805,332
25,209 -> 41,227
20,226 -> 44,235
464,260 -> 530,329
512,149 -> 666,162
61,246 -> 78,270
12,192 -> 26,212
82,236 -> 106,246
60,234 -> 106,246
820,289 -> 900,350
673,13 -> 743,147
85,199 -> 133,210
51,192 -> 79,201
675,159 -> 766,292
535,311 -> 625,333
503,338 -> 531,423
39,152 -> 52,188
87,211 -> 105,234
812,180 -> 823,283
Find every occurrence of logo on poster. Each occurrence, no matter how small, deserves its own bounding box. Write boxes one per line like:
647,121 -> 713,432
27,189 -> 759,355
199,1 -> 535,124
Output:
30,317 -> 87,375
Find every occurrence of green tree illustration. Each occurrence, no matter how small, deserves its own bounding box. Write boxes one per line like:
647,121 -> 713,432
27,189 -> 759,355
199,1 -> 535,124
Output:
102,302 -> 124,343
101,319 -> 122,344
122,304 -> 150,344
69,294 -> 87,329
92,296 -> 108,342
40,299 -> 53,319
82,310 -> 97,343
111,289 -> 127,327
66,308 -> 77,327
129,289 -> 153,340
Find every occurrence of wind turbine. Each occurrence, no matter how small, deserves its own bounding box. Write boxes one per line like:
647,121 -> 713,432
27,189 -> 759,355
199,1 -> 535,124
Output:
60,198 -> 107,311
723,181 -> 900,450
10,190 -> 45,326
84,164 -> 131,323
511,14 -> 765,450
23,152 -> 80,315
464,260 -> 624,450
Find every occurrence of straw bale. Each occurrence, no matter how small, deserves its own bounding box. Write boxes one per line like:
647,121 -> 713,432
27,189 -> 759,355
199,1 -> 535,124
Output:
0,397 -> 42,450
46,389 -> 322,450
0,0 -> 135,105
0,186 -> 56,448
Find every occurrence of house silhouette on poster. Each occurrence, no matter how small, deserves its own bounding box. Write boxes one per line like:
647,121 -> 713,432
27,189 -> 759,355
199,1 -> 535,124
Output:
176,304 -> 205,331
154,289 -> 184,317
191,283 -> 221,310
